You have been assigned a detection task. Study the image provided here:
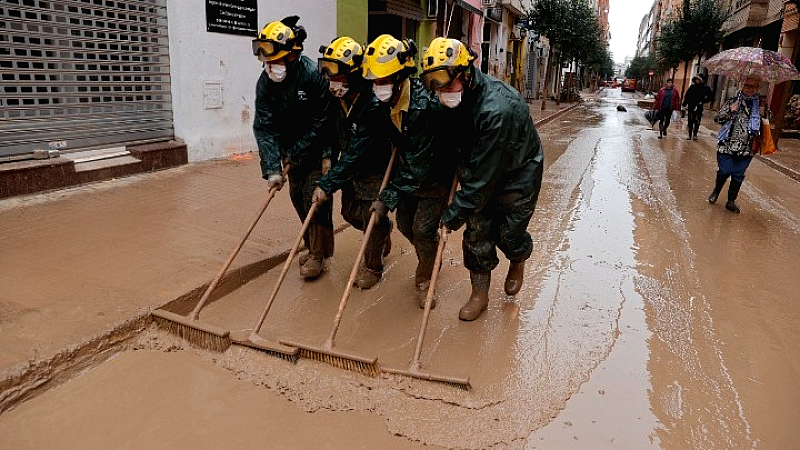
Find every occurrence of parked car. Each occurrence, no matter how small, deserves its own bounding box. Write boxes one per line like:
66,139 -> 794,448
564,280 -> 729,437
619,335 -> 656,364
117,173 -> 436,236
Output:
621,79 -> 637,92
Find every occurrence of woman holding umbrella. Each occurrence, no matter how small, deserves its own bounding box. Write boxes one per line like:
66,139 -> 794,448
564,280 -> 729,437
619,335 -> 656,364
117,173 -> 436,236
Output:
709,77 -> 764,213
703,46 -> 800,213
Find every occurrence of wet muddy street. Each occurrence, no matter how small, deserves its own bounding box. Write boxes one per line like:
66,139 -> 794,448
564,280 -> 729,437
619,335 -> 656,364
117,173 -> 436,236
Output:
1,89 -> 799,449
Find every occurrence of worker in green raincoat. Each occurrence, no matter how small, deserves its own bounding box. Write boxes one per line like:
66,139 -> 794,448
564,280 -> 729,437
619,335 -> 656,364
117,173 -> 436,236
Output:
311,36 -> 394,289
420,38 -> 544,321
363,34 -> 458,308
251,16 -> 337,279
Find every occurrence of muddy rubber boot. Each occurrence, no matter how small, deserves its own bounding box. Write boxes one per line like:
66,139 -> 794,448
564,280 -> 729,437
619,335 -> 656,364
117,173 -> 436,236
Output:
725,179 -> 742,213
300,256 -> 323,278
708,175 -> 726,204
355,266 -> 382,290
416,279 -> 436,309
298,252 -> 309,267
300,224 -> 326,278
504,261 -> 525,296
459,271 -> 491,321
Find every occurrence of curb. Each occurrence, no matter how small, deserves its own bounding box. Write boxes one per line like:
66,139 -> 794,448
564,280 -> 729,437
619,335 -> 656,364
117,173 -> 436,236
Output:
754,154 -> 800,182
534,102 -> 582,128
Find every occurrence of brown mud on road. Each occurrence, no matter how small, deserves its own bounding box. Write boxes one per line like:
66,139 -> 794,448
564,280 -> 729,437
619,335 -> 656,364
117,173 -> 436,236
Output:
1,89 -> 799,449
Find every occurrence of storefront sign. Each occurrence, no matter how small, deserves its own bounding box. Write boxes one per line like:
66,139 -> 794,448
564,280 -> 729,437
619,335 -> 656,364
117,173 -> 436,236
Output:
206,0 -> 257,36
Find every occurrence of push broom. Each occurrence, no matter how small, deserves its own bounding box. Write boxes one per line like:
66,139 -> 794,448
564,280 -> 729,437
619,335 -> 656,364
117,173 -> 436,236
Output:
381,173 -> 471,390
227,200 -> 323,362
152,170 -> 287,352
280,146 -> 397,376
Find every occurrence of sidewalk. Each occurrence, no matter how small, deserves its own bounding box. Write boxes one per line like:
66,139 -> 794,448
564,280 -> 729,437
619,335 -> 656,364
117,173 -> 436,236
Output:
0,103 -> 578,411
0,155 -> 328,409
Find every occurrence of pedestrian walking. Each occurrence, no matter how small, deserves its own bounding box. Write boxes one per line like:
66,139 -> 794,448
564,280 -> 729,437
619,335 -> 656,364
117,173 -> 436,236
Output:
420,38 -> 544,321
652,78 -> 681,139
251,16 -> 337,278
683,75 -> 714,140
709,77 -> 765,213
362,34 -> 458,308
312,36 -> 394,289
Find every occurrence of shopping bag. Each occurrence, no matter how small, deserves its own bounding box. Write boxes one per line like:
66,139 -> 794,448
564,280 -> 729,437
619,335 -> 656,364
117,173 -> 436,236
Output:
758,119 -> 777,155
645,109 -> 657,126
671,110 -> 680,122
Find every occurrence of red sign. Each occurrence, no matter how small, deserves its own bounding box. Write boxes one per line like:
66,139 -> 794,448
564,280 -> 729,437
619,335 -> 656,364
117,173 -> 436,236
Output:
648,70 -> 654,76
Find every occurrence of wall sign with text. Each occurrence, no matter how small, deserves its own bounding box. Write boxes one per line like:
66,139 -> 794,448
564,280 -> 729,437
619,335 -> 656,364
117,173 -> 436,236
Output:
206,0 -> 257,36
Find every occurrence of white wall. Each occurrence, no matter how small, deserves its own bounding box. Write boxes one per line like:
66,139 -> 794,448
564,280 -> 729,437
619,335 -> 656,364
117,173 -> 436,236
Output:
167,1 -> 337,161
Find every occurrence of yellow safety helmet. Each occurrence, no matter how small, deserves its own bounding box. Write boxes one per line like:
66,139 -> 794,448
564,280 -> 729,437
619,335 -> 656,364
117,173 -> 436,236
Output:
362,34 -> 417,80
318,37 -> 364,78
252,16 -> 306,62
420,37 -> 475,90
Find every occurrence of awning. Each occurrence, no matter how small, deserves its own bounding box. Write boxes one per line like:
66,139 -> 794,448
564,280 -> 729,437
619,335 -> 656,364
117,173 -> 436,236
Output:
386,0 -> 424,21
453,0 -> 481,17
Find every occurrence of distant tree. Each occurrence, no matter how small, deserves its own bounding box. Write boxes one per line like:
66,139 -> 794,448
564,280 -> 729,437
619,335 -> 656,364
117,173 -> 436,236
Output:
527,0 -> 568,109
657,0 -> 731,94
528,0 -> 605,104
625,54 -> 658,87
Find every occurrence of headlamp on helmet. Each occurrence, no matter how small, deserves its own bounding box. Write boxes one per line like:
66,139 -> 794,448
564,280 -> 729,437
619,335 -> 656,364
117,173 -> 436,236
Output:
420,37 -> 475,91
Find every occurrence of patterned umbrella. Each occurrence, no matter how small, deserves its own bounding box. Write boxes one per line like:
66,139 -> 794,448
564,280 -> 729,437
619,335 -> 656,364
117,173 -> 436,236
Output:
703,47 -> 800,83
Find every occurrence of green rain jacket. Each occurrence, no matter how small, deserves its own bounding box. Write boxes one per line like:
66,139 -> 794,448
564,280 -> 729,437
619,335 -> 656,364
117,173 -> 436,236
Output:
442,69 -> 544,230
253,55 -> 336,179
379,77 -> 456,210
317,84 -> 393,196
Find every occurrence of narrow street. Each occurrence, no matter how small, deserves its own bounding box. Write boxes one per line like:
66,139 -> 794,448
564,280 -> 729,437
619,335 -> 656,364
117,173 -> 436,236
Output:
1,88 -> 798,449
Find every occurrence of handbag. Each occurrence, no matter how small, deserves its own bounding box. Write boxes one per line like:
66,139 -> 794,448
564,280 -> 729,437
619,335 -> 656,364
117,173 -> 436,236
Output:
645,109 -> 657,125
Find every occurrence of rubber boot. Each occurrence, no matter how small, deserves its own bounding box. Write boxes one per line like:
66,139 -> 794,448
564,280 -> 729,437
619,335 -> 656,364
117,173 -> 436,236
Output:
725,179 -> 742,213
300,224 -> 326,278
416,279 -> 436,309
708,174 -> 726,204
355,266 -> 382,290
504,261 -> 525,296
459,271 -> 491,321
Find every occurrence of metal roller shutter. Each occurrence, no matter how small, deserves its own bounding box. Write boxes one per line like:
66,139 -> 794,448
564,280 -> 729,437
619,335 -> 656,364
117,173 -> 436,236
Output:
0,0 -> 173,158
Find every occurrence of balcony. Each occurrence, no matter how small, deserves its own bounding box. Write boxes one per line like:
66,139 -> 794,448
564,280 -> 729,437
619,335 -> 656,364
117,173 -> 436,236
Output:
498,0 -> 527,17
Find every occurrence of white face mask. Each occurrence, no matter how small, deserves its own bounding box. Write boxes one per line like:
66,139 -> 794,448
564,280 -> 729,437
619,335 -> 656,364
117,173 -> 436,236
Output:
329,80 -> 349,98
373,84 -> 394,102
266,63 -> 287,83
438,91 -> 462,108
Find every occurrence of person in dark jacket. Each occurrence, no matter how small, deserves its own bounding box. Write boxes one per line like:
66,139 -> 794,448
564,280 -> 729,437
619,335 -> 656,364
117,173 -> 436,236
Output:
312,36 -> 394,289
420,38 -> 544,321
251,16 -> 337,279
653,78 -> 681,139
363,34 -> 457,308
683,75 -> 714,140
709,77 -> 764,213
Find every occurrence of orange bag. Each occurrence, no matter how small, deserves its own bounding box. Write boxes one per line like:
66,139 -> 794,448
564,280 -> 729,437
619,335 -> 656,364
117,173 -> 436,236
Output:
752,119 -> 777,156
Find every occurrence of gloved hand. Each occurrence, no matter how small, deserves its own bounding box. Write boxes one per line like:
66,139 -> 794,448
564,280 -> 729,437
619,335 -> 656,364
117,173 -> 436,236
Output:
441,208 -> 465,232
282,158 -> 294,173
266,173 -> 284,191
312,187 -> 329,203
370,200 -> 388,218
321,157 -> 332,176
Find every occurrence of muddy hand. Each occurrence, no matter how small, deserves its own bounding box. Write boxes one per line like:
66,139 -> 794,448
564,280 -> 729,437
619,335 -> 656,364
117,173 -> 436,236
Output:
312,187 -> 329,204
266,173 -> 284,191
321,158 -> 332,176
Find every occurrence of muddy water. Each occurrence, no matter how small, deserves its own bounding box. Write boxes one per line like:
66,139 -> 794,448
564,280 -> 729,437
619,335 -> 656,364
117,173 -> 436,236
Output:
2,89 -> 799,449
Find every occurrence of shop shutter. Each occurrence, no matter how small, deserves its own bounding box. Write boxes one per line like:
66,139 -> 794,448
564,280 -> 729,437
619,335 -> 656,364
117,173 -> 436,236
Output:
0,0 -> 173,158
